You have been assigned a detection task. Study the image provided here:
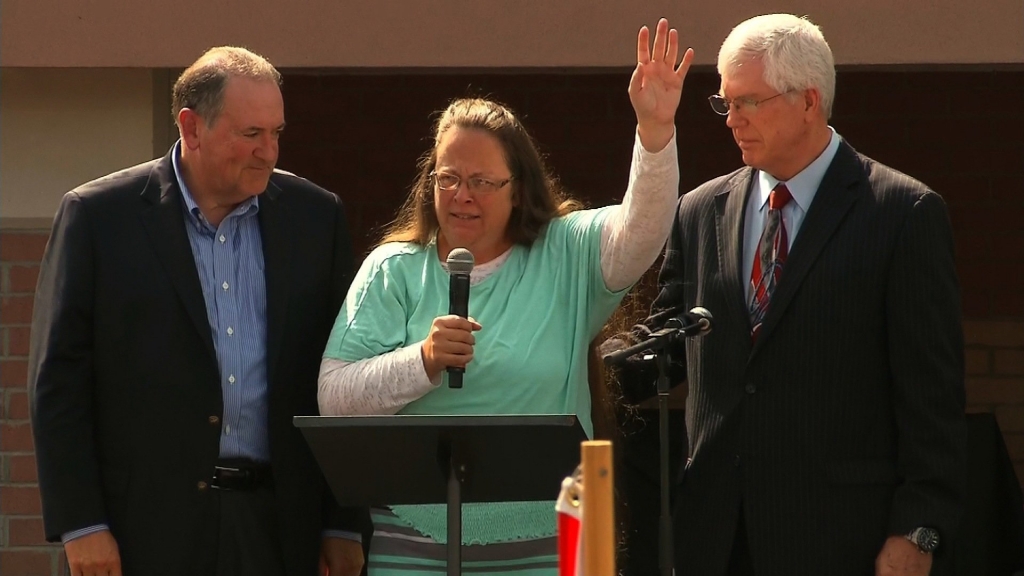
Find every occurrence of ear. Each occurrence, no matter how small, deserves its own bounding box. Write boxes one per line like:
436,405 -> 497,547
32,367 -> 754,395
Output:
178,108 -> 203,150
802,87 -> 822,118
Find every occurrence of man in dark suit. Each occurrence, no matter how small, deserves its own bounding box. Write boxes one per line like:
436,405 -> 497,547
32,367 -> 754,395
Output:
618,14 -> 966,576
29,47 -> 368,576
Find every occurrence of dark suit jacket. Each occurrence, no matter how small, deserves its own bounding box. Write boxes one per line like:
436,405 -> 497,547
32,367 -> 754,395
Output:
28,149 -> 368,576
628,141 -> 967,575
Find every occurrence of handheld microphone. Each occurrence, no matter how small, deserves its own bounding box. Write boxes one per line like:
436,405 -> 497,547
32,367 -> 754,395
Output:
446,248 -> 474,389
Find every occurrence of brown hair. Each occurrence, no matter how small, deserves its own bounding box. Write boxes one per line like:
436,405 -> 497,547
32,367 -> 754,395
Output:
171,46 -> 282,127
588,265 -> 663,440
379,98 -> 581,247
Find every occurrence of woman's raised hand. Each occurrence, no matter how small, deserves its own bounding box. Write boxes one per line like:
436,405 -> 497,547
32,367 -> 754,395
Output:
629,18 -> 694,152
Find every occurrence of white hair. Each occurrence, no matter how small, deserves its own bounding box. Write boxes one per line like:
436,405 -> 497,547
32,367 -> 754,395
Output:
717,14 -> 836,118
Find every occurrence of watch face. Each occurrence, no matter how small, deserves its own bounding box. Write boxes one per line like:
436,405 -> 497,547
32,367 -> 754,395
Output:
915,528 -> 940,553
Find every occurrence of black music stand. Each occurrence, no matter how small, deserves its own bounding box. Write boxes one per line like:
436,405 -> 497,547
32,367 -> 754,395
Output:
295,414 -> 587,576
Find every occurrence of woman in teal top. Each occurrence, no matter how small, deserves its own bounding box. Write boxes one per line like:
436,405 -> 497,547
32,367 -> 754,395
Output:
318,19 -> 693,576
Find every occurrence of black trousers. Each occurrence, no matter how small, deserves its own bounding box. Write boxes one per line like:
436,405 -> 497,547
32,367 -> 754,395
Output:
727,507 -> 755,576
196,486 -> 288,576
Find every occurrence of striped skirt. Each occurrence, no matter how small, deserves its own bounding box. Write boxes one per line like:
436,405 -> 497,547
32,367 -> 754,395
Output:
368,508 -> 558,576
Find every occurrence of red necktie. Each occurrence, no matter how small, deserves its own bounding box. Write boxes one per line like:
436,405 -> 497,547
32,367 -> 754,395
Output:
749,184 -> 793,340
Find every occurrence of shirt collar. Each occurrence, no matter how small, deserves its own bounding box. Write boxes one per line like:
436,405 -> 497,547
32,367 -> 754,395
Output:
756,127 -> 841,212
171,139 -> 259,225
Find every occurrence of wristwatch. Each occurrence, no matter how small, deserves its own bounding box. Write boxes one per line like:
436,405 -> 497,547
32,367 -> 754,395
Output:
905,527 -> 940,553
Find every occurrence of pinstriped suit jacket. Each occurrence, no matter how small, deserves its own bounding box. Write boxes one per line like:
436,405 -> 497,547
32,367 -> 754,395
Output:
640,140 -> 967,575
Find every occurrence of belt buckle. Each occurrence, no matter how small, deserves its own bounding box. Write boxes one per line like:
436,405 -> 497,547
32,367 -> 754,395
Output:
212,465 -> 249,491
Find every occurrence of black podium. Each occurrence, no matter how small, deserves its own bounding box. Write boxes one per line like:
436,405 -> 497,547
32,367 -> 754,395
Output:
295,414 -> 588,576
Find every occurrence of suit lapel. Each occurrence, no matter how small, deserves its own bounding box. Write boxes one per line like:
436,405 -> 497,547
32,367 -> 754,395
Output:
751,142 -> 864,356
139,152 -> 218,364
258,179 -> 292,389
715,168 -> 756,334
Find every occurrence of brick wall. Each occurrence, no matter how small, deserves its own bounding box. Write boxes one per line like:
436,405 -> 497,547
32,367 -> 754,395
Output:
965,320 -> 1024,485
1,232 -> 67,575
1,69 -> 1021,574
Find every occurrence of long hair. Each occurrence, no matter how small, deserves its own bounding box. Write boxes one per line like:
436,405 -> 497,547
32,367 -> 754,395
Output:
587,273 -> 658,440
379,98 -> 581,248
586,268 -> 665,566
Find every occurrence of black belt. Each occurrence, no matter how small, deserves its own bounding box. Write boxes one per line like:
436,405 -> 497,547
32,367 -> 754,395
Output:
211,460 -> 273,491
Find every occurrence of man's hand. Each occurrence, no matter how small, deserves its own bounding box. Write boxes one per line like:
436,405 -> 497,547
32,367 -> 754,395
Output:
319,536 -> 365,576
876,535 -> 932,576
64,530 -> 122,576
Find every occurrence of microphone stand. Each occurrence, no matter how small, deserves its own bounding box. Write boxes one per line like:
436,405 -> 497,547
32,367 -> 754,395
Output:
654,349 -> 673,576
604,318 -> 701,576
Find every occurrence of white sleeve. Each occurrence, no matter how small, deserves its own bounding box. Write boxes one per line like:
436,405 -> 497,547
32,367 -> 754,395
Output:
600,129 -> 680,291
317,343 -> 441,416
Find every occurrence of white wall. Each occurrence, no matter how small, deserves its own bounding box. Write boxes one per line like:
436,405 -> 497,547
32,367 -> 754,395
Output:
0,68 -> 156,223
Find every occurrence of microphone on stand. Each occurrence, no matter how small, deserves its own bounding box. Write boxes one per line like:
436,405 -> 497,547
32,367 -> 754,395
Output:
680,306 -> 713,337
602,307 -> 713,367
600,305 -> 713,576
445,248 -> 474,389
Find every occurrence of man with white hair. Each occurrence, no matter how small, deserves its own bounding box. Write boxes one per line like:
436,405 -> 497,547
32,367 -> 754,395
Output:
620,13 -> 966,576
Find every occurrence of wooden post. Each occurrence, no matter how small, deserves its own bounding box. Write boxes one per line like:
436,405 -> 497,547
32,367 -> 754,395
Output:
581,440 -> 615,576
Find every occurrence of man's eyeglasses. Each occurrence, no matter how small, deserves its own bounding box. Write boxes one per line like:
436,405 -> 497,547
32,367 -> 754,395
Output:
708,91 -> 795,116
431,171 -> 514,193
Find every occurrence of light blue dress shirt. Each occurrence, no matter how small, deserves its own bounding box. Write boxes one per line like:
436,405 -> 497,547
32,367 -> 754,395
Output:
742,128 -> 842,303
172,141 -> 271,462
